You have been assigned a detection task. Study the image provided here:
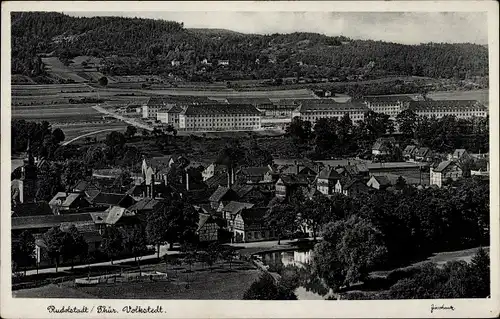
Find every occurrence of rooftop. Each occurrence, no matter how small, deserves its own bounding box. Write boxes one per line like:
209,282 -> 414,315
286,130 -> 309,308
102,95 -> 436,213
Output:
222,201 -> 255,215
297,102 -> 369,112
181,104 -> 263,116
363,95 -> 415,102
12,213 -> 94,230
408,100 -> 486,111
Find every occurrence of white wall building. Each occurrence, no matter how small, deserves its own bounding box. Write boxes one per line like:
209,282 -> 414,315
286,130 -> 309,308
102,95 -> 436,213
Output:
408,100 -> 488,119
292,101 -> 369,124
178,104 -> 262,131
362,95 -> 414,119
156,105 -> 184,128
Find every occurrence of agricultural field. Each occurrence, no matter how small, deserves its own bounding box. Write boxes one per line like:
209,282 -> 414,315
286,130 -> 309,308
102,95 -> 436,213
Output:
427,89 -> 489,106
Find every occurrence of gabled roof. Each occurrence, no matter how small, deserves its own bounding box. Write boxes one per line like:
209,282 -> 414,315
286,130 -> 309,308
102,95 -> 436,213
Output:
181,104 -> 263,116
363,95 -> 414,102
104,206 -> 136,225
205,173 -> 229,189
415,147 -> 431,157
433,160 -> 460,173
222,201 -> 254,215
369,175 -> 394,187
231,184 -> 255,198
239,166 -> 271,177
49,192 -> 87,208
209,186 -> 237,202
344,179 -> 370,190
12,213 -> 94,230
128,197 -> 161,211
403,145 -> 417,155
318,167 -> 341,180
89,212 -> 109,224
278,174 -> 310,186
452,149 -> 469,158
240,207 -> 268,225
90,192 -> 132,206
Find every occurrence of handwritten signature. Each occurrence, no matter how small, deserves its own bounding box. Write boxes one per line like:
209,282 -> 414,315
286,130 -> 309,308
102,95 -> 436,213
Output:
431,304 -> 455,313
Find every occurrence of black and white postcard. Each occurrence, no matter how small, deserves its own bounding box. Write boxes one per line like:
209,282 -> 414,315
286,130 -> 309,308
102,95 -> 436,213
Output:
1,1 -> 499,318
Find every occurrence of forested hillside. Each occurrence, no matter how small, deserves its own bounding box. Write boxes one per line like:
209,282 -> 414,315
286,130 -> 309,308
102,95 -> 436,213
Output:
11,12 -> 488,82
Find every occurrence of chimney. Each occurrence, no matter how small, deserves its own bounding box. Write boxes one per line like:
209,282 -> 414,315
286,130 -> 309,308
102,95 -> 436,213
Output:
186,171 -> 190,191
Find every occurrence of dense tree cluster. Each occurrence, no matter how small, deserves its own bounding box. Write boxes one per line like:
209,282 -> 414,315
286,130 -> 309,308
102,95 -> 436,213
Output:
11,119 -> 65,157
286,112 -> 489,159
308,177 -> 489,292
12,13 -> 488,82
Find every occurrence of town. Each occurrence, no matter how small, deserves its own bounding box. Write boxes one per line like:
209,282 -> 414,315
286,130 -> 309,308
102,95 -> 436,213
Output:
9,11 -> 490,301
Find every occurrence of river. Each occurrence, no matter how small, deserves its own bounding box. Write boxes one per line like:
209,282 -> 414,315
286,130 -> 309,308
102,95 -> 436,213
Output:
259,249 -> 334,300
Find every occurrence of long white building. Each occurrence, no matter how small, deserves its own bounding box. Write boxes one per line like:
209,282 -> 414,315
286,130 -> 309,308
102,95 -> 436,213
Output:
156,105 -> 184,128
408,100 -> 488,119
292,101 -> 369,124
362,95 -> 414,119
178,104 -> 263,131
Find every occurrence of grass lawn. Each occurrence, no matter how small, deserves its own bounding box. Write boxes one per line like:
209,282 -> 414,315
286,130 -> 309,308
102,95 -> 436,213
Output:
14,260 -> 261,299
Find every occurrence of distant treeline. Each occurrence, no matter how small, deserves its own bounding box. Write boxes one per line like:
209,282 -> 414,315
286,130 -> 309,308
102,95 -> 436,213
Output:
12,12 -> 488,82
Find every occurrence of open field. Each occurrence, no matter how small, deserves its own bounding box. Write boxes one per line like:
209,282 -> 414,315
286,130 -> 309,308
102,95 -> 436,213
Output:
14,260 -> 260,300
57,122 -> 128,140
427,89 -> 489,105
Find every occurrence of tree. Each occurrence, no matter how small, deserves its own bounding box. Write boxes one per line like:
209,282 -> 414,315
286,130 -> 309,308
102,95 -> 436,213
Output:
35,161 -> 62,201
105,131 -> 126,149
203,242 -> 221,271
125,125 -> 137,138
221,246 -> 237,269
124,225 -> 148,275
299,196 -> 330,240
396,109 -> 417,137
98,76 -> 108,86
61,160 -> 89,191
52,128 -> 65,144
12,231 -> 36,275
142,129 -> 150,139
468,247 -> 490,297
312,216 -> 388,291
265,202 -> 297,245
41,227 -> 67,273
68,225 -> 89,268
100,226 -> 124,265
146,198 -> 199,252
243,273 -> 297,300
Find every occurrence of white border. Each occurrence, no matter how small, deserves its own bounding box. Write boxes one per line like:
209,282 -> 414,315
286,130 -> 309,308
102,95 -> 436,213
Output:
1,1 -> 499,318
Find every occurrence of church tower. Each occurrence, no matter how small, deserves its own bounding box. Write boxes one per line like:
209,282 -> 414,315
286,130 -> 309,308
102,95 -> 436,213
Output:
12,139 -> 38,203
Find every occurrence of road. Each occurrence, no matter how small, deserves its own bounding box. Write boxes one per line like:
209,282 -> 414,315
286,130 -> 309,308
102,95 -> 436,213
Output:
24,245 -> 175,276
61,128 -> 121,146
92,104 -> 154,131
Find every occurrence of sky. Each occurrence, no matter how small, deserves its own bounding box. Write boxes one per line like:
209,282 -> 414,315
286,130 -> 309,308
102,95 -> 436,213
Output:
66,11 -> 488,45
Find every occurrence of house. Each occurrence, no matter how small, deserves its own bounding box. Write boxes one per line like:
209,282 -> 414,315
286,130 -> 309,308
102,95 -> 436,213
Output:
218,59 -> 229,66
316,167 -> 341,195
343,179 -> 371,197
414,147 -> 433,162
221,201 -> 254,221
333,177 -> 351,195
372,137 -> 396,156
403,145 -> 418,161
205,173 -> 230,189
127,197 -> 162,222
237,166 -> 273,183
275,175 -> 310,198
202,163 -> 227,181
89,192 -> 136,209
196,213 -> 223,243
367,175 -> 399,190
231,207 -> 277,243
279,163 -> 318,177
103,206 -> 139,227
448,149 -> 471,162
72,180 -> 101,199
430,161 -> 463,187
208,186 -> 239,210
12,213 -> 96,236
231,184 -> 271,206
171,60 -> 181,67
48,192 -> 91,214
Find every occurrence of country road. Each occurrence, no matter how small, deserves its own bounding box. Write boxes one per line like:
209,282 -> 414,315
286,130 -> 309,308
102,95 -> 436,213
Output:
61,128 -> 121,146
92,104 -> 154,131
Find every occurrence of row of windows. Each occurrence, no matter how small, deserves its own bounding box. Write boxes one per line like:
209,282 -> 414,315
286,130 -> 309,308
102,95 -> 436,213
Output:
186,118 -> 258,123
247,230 -> 276,240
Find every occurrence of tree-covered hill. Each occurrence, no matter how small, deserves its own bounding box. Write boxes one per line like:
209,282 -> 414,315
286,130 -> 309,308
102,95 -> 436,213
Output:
11,12 -> 488,82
